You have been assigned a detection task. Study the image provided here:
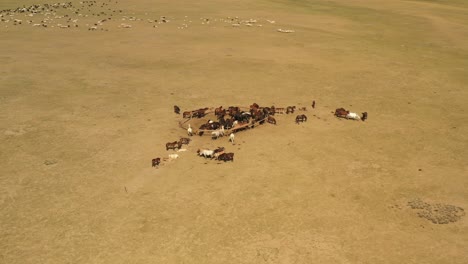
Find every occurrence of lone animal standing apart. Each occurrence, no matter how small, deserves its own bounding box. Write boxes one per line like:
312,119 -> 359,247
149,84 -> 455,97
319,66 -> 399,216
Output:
174,105 -> 181,114
229,133 -> 235,144
152,158 -> 161,167
312,101 -> 315,109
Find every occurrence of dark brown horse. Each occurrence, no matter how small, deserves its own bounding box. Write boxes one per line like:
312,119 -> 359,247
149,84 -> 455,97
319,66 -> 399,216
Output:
152,158 -> 161,167
296,114 -> 307,124
362,112 -> 368,121
218,152 -> 234,162
166,141 -> 182,151
174,105 -> 180,114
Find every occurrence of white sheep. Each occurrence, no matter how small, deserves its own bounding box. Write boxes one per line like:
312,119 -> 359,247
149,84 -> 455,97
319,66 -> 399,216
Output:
229,133 -> 235,144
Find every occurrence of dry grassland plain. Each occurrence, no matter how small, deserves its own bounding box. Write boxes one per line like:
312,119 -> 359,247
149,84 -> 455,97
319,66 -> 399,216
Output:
1,0 -> 467,263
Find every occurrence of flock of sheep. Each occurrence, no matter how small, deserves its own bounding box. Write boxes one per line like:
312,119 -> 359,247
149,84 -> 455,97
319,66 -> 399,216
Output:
0,1 -> 294,33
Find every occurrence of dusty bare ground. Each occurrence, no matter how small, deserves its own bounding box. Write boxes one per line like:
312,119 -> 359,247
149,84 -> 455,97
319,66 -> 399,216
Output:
1,0 -> 467,263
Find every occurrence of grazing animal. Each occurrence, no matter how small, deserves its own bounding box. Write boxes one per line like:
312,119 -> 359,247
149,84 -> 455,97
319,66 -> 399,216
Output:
267,116 -> 276,125
187,124 -> 193,136
179,137 -> 191,145
168,153 -> 179,159
197,147 -> 224,159
286,106 -> 296,114
183,111 -> 192,118
312,101 -> 316,109
334,108 -> 349,118
275,107 -> 285,114
215,106 -> 224,116
174,105 -> 180,114
250,103 -> 259,110
346,112 -> 361,120
362,112 -> 368,121
151,158 -> 161,167
296,114 -> 307,124
166,141 -> 182,151
212,147 -> 225,159
211,129 -> 224,139
229,133 -> 235,143
218,152 -> 234,162
197,149 -> 214,158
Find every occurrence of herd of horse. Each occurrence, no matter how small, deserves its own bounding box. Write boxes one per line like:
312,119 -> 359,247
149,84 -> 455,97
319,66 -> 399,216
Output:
152,102 -> 367,168
178,103 -> 314,135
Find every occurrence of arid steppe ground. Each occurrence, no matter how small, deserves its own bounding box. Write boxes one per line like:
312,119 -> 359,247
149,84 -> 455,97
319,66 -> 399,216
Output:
1,0 -> 467,263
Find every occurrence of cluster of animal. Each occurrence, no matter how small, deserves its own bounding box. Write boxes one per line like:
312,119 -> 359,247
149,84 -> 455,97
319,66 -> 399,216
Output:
152,101 -> 367,169
0,1 -> 121,30
334,108 -> 368,121
151,137 -> 191,167
176,102 -> 316,136
1,1 -> 287,33
165,137 -> 191,150
197,147 -> 234,162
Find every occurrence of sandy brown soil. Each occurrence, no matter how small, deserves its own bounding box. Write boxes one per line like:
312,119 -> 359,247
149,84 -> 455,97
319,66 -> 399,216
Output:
1,0 -> 467,263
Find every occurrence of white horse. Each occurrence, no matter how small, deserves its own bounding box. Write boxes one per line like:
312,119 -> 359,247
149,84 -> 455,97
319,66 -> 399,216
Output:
346,112 -> 361,120
187,124 -> 193,136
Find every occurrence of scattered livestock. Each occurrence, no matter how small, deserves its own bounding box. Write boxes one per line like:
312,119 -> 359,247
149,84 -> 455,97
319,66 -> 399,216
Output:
296,114 -> 307,124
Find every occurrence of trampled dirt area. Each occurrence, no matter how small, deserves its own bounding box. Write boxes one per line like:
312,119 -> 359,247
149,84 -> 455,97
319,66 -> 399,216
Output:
1,0 -> 467,263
